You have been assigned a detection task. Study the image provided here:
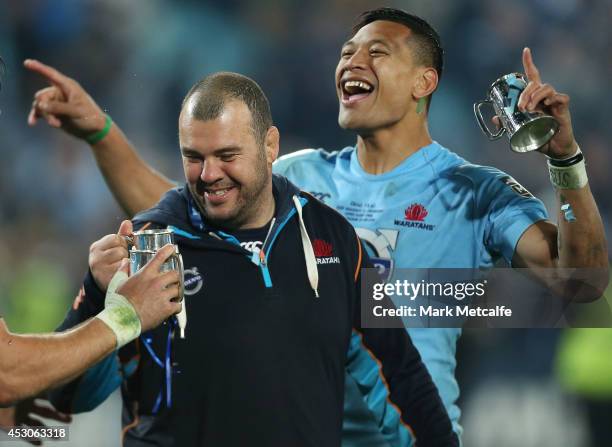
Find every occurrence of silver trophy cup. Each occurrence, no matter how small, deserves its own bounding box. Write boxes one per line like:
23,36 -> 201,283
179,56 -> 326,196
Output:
474,72 -> 559,153
129,229 -> 185,303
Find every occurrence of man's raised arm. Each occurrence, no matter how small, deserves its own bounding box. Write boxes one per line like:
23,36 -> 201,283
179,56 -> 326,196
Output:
24,59 -> 175,217
508,48 -> 609,300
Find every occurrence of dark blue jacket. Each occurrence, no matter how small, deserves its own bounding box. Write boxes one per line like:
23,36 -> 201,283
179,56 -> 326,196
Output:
51,175 -> 457,447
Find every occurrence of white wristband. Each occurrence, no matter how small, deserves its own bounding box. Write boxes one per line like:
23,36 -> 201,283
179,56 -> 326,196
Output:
95,270 -> 141,349
547,148 -> 588,190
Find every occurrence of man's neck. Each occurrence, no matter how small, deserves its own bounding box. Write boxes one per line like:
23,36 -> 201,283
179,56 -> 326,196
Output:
239,183 -> 276,230
239,194 -> 275,230
356,117 -> 433,175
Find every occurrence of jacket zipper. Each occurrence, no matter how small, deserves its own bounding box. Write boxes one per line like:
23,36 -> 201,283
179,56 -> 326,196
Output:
254,198 -> 307,288
251,218 -> 276,288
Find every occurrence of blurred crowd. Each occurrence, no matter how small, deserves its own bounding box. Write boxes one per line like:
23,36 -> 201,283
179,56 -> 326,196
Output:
0,1 -> 610,446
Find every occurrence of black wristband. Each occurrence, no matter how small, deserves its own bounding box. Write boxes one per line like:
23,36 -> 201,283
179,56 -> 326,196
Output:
548,151 -> 584,167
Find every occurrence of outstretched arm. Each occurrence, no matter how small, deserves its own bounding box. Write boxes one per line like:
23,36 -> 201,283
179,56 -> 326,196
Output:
24,59 -> 175,217
510,48 -> 608,300
0,244 -> 181,406
0,317 -> 115,407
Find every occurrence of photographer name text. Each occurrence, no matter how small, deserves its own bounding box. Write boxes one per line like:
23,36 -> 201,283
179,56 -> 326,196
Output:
372,305 -> 512,318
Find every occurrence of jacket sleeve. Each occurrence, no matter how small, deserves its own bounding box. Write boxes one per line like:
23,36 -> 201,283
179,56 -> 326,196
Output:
347,239 -> 458,447
48,270 -> 123,413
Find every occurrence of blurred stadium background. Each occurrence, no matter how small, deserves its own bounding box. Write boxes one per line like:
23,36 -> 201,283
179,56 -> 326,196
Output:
0,0 -> 611,446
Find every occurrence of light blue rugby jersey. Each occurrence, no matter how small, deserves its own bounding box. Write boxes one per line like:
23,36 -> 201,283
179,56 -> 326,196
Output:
273,141 -> 548,446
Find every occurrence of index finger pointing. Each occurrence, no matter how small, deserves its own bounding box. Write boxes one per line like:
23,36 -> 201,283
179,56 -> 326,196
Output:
23,59 -> 72,95
522,47 -> 541,83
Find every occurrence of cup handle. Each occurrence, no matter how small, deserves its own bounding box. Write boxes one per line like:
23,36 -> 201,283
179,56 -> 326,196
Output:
171,251 -> 185,303
474,100 -> 505,140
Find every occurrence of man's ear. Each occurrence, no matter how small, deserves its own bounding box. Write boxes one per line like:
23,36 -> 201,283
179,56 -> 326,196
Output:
265,126 -> 280,163
412,67 -> 438,100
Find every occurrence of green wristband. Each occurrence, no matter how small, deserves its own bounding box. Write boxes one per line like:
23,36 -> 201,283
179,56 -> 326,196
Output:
85,114 -> 113,145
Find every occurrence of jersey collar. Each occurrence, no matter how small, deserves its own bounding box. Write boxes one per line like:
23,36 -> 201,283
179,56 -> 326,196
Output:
349,141 -> 442,181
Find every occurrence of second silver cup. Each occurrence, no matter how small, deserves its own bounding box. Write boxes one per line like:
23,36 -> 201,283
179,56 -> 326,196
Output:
474,72 -> 559,153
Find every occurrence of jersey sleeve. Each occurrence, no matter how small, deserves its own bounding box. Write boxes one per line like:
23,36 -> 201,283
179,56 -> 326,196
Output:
347,239 -> 458,446
473,167 -> 548,264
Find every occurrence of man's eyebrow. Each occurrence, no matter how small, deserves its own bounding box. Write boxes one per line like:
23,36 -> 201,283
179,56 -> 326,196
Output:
181,148 -> 201,156
213,146 -> 241,156
341,38 -> 393,50
368,38 -> 393,49
181,146 -> 241,156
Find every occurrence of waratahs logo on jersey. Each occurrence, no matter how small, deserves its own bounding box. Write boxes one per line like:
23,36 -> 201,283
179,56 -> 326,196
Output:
394,203 -> 435,231
405,203 -> 428,221
356,228 -> 399,281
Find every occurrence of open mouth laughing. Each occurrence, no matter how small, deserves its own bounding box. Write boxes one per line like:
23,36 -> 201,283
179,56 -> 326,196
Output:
340,78 -> 375,105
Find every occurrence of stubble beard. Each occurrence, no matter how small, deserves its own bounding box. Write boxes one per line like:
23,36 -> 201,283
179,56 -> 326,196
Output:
189,154 -> 271,231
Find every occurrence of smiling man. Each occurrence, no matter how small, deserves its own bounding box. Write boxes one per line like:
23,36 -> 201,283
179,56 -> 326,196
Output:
180,79 -> 276,230
37,72 -> 458,446
22,7 -> 609,446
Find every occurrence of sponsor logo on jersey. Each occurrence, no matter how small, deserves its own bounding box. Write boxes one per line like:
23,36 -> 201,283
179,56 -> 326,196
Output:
240,240 -> 263,252
183,267 -> 204,296
405,203 -> 428,221
356,228 -> 398,281
394,204 -> 435,231
501,176 -> 534,198
309,191 -> 331,202
313,239 -> 340,264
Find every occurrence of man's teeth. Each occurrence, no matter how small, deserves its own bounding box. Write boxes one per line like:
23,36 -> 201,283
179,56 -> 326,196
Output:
208,188 -> 230,196
344,80 -> 373,92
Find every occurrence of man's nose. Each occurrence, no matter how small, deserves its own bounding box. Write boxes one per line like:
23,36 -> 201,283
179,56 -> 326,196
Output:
200,159 -> 223,184
345,48 -> 370,71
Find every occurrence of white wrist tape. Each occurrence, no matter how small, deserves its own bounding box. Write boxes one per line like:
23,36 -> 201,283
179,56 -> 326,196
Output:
547,148 -> 588,190
95,270 -> 142,349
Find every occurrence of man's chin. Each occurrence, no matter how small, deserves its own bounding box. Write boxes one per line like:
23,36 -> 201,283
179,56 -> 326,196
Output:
338,115 -> 358,130
202,211 -> 241,230
192,197 -> 239,229
338,110 -> 369,131
339,117 -> 376,136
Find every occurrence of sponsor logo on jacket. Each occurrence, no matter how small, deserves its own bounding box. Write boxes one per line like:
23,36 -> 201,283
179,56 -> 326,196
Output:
184,267 -> 204,295
313,239 -> 340,264
240,240 -> 263,252
394,204 -> 435,231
